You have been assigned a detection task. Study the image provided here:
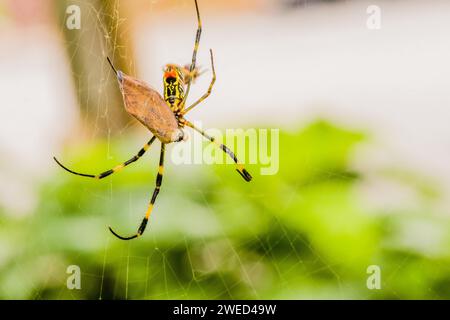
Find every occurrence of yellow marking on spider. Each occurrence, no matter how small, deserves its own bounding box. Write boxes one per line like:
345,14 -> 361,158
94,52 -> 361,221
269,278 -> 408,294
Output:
158,166 -> 164,174
145,204 -> 154,219
113,164 -> 125,172
237,164 -> 246,172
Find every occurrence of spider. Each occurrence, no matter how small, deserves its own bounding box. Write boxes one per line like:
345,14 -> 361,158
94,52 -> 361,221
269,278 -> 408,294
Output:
53,0 -> 252,240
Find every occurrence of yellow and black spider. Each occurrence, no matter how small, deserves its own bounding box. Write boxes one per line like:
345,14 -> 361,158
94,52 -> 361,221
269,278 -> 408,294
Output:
53,0 -> 252,240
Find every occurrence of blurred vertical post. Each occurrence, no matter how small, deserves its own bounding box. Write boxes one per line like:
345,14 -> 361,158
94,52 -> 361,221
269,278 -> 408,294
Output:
54,0 -> 137,138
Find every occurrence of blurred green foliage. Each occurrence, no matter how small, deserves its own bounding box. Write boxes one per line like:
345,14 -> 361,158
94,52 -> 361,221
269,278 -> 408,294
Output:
0,120 -> 449,299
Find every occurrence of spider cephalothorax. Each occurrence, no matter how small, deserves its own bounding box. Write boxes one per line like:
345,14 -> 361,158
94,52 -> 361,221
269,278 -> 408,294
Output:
54,0 -> 252,241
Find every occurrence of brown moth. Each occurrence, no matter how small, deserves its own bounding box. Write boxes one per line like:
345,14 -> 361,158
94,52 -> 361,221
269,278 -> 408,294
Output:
116,71 -> 185,144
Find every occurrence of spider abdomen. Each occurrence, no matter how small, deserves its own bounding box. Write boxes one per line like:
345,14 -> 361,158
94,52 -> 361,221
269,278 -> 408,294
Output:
117,71 -> 182,143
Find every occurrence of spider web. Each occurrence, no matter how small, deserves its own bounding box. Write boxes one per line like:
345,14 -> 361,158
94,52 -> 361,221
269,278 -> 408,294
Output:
48,0 -> 348,300
19,0 -> 450,301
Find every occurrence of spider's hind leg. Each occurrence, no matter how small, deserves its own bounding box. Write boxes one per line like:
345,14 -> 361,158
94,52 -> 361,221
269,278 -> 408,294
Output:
182,49 -> 216,115
182,0 -> 202,105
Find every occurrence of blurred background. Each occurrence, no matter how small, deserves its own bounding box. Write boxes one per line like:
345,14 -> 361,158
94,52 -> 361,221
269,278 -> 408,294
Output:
0,0 -> 449,299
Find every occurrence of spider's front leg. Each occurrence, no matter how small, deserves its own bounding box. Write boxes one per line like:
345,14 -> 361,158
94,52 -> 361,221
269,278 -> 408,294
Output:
109,143 -> 166,240
53,136 -> 157,180
179,118 -> 252,182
